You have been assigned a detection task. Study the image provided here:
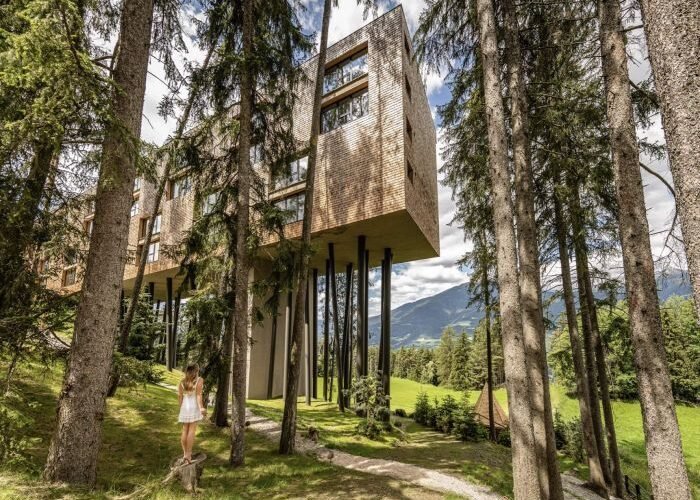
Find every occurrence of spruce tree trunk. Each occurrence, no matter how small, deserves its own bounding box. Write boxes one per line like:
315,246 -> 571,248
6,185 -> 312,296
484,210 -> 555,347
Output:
43,0 -> 155,485
599,0 -> 691,498
475,0 -> 539,496
582,264 -> 625,497
214,271 -> 234,427
229,0 -> 255,467
568,179 -> 611,489
553,189 -> 608,495
279,0 -> 332,455
481,256 -> 496,442
502,0 -> 562,496
117,46 -> 214,354
638,0 -> 700,320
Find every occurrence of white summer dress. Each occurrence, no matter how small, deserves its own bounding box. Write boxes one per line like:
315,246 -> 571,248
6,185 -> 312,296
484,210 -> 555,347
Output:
178,377 -> 203,423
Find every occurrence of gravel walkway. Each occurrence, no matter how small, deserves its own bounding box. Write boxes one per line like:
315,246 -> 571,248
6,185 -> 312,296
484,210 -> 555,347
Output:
246,410 -> 611,500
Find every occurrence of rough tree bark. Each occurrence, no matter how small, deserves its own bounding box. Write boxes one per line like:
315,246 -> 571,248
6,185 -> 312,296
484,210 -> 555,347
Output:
479,242 -> 496,442
279,0 -> 332,455
43,0 -> 155,485
214,266 -> 234,427
475,0 -> 539,496
568,177 -> 611,489
598,0 -> 691,497
638,0 -> 700,320
229,0 -> 255,467
117,46 -> 214,356
553,186 -> 608,495
502,0 -> 562,496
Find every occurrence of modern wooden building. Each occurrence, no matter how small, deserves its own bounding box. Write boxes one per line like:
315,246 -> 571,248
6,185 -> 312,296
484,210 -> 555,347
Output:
47,5 -> 439,400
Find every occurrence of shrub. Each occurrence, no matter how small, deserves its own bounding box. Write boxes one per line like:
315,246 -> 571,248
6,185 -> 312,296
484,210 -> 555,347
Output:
452,397 -> 485,441
553,413 -> 584,462
435,395 -> 459,433
496,429 -> 511,448
0,407 -> 30,467
426,397 -> 440,428
113,354 -> 164,389
351,376 -> 389,440
413,392 -> 431,425
394,408 -> 407,418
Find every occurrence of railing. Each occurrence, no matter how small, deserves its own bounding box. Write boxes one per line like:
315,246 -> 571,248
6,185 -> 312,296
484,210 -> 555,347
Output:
623,473 -> 653,500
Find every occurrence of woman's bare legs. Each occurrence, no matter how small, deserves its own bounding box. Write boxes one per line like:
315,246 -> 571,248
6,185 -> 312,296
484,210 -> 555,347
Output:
185,422 -> 197,460
180,423 -> 189,460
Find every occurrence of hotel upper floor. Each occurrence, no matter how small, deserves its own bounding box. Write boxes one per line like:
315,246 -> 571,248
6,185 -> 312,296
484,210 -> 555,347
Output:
48,5 -> 439,296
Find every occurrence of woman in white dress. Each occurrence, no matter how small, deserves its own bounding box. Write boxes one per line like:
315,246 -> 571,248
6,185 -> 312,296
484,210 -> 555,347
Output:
178,364 -> 206,463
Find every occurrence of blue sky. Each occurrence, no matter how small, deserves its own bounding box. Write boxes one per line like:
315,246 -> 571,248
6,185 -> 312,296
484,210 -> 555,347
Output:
137,0 -> 680,315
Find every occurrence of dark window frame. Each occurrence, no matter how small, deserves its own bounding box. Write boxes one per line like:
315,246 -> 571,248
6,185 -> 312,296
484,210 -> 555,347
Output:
321,88 -> 369,133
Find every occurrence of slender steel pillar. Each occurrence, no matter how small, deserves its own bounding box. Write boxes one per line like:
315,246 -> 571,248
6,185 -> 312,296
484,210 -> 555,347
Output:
267,303 -> 279,399
364,249 -> 369,370
312,268 -> 319,399
342,263 -> 354,408
283,290 -> 292,400
173,291 -> 181,368
305,278 -> 311,406
328,243 -> 344,411
166,277 -> 173,371
119,289 -> 125,322
323,260 -> 330,401
380,248 -> 392,401
357,236 -> 367,377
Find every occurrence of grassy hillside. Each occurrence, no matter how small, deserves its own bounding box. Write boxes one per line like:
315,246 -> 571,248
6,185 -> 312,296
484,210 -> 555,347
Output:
0,360 -> 441,499
306,377 -> 700,497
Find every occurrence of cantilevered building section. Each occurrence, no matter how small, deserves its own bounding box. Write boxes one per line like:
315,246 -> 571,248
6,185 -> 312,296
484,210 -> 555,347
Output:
48,5 -> 439,400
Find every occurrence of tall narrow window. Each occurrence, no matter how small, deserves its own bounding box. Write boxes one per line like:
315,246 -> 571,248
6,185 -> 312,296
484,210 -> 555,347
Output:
406,117 -> 414,143
146,242 -> 160,263
404,34 -> 411,55
63,267 -> 77,287
405,75 -> 412,101
202,192 -> 219,215
152,214 -> 162,235
131,200 -> 139,217
407,161 -> 415,184
133,177 -> 142,192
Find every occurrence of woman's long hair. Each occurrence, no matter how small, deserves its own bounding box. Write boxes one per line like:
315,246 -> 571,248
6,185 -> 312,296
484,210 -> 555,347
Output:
182,364 -> 199,392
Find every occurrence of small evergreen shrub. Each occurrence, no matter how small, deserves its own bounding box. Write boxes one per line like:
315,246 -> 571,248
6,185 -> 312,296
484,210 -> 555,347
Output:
113,354 -> 164,389
435,395 -> 459,433
452,397 -> 485,441
351,376 -> 389,440
394,408 -> 407,418
426,397 -> 440,428
553,413 -> 584,462
413,392 -> 431,425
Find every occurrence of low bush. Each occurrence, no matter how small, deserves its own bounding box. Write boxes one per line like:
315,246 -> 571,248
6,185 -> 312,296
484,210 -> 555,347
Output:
435,395 -> 459,433
452,397 -> 485,441
393,408 -> 407,418
0,407 -> 30,467
351,376 -> 389,440
554,413 -> 584,462
113,354 -> 164,389
496,429 -> 511,447
413,392 -> 431,425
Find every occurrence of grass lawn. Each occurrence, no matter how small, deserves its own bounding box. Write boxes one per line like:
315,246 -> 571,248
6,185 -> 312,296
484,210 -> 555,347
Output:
248,377 -> 700,498
0,360 -> 443,499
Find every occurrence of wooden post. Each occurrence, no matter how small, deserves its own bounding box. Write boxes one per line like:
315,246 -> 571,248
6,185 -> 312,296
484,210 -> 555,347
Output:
312,268 -> 319,399
323,260 -> 330,401
166,277 -> 173,371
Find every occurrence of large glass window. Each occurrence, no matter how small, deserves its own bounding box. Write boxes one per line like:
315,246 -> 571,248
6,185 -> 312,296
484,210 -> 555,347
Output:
152,214 -> 161,235
275,193 -> 305,223
324,50 -> 368,94
171,176 -> 192,199
130,200 -> 139,217
321,89 -> 369,133
272,157 -> 308,190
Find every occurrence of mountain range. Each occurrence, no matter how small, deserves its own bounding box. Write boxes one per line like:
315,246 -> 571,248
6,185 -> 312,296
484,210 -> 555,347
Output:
368,269 -> 691,348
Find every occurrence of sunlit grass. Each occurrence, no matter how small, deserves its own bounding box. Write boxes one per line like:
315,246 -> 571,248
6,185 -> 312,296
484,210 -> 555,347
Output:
0,360 -> 442,499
